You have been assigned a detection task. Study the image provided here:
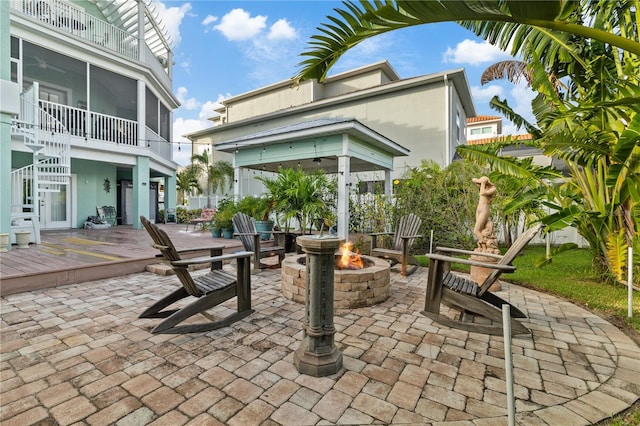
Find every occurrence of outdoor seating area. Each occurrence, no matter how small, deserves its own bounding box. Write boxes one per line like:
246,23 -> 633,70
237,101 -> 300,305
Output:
185,207 -> 216,232
1,255 -> 639,425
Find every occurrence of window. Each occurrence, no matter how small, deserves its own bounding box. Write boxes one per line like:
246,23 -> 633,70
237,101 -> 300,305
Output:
470,126 -> 493,135
10,37 -> 19,83
159,102 -> 170,140
146,88 -> 158,133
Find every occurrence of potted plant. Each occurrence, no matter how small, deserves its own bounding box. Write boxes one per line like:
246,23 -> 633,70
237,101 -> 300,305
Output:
237,195 -> 275,240
257,167 -> 336,251
213,198 -> 236,238
209,219 -> 222,238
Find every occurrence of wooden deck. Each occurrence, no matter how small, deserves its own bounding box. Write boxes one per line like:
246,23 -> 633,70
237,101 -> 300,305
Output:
0,224 -> 245,296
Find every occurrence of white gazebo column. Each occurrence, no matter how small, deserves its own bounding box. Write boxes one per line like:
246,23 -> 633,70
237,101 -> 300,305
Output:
233,166 -> 241,200
385,170 -> 392,203
337,155 -> 350,242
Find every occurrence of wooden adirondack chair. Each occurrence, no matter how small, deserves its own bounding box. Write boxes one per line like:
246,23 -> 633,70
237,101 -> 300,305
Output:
139,216 -> 253,334
232,212 -> 285,272
370,213 -> 423,276
422,223 -> 543,335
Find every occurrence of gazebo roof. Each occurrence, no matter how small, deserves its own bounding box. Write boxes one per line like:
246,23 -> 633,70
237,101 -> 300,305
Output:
216,117 -> 409,173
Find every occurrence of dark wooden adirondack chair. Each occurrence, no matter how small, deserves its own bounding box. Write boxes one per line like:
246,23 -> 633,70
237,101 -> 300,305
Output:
232,212 -> 285,272
370,213 -> 423,276
422,223 -> 543,335
139,216 -> 253,334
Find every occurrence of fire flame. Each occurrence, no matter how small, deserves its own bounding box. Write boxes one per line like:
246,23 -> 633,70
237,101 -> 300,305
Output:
338,241 -> 364,270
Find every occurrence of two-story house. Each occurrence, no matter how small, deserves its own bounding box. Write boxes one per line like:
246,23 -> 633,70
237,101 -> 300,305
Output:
1,0 -> 179,248
186,61 -> 476,239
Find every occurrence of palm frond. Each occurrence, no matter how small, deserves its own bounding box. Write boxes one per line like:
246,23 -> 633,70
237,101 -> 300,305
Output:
295,0 -> 640,83
606,229 -> 628,281
488,96 -> 542,137
481,60 -> 532,85
457,143 -> 563,181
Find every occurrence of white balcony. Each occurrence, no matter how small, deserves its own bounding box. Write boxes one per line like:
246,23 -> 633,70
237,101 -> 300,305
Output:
10,0 -> 171,80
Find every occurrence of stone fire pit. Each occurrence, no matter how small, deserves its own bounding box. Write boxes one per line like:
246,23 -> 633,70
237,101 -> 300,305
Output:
281,254 -> 391,308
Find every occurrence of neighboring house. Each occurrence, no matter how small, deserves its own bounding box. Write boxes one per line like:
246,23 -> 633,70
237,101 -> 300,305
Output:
466,115 -> 502,141
186,61 -> 475,240
1,0 -> 179,246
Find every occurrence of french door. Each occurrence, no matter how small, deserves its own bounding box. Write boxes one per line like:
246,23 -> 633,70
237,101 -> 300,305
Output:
40,175 -> 75,229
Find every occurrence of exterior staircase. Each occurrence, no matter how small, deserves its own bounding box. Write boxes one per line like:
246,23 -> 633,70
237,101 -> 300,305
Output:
10,82 -> 71,243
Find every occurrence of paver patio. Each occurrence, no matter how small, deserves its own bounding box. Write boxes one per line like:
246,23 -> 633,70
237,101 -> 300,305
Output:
1,261 -> 639,425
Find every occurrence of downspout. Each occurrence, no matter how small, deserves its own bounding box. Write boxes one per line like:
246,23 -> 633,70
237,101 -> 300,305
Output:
444,74 -> 450,166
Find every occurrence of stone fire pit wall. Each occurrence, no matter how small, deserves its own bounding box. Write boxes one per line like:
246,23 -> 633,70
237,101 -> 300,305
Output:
281,255 -> 391,308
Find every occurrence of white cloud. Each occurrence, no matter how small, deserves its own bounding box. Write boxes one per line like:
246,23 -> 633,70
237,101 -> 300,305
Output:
201,15 -> 218,26
172,94 -> 232,166
501,123 -> 521,136
268,19 -> 297,40
214,8 -> 267,41
175,87 -> 200,111
508,82 -> 536,123
153,1 -> 192,47
178,58 -> 190,74
199,99 -> 224,121
471,84 -> 504,103
328,33 -> 395,75
172,117 -> 199,166
443,39 -> 511,66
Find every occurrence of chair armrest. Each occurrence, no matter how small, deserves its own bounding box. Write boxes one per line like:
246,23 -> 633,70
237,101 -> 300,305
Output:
175,245 -> 225,254
171,251 -> 252,267
425,253 -> 515,271
370,231 -> 394,236
400,234 -> 423,240
435,246 -> 504,260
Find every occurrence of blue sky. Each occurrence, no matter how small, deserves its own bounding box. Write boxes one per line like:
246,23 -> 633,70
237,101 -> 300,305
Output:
154,1 -> 535,165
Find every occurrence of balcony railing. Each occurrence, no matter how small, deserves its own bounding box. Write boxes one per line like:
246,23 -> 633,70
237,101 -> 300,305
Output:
11,0 -> 139,60
34,100 -> 172,162
39,100 -> 138,147
146,128 -> 173,160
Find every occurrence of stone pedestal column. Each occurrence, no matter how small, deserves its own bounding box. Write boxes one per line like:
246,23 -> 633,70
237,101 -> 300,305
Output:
0,233 -> 8,252
15,231 -> 30,249
294,236 -> 344,377
470,253 -> 501,291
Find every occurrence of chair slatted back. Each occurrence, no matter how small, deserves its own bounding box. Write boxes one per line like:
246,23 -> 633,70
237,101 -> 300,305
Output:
392,213 -> 422,252
478,223 -> 543,295
140,216 -> 200,296
232,213 -> 257,252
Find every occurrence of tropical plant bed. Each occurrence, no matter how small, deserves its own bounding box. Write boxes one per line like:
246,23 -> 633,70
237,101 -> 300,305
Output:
418,245 -> 640,339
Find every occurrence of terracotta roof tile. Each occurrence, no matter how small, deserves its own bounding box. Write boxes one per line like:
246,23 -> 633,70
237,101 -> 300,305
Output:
467,133 -> 533,145
466,115 -> 501,123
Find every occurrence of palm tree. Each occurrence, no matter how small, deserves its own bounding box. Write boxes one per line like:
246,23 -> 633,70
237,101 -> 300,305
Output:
458,48 -> 639,279
191,149 -> 213,207
257,167 -> 336,234
176,166 -> 200,205
209,160 -> 234,195
191,149 -> 235,208
294,0 -> 640,280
